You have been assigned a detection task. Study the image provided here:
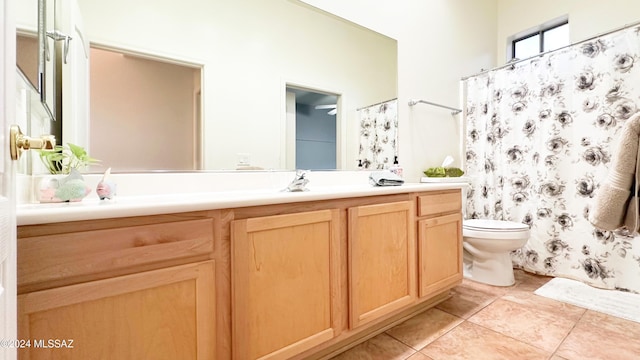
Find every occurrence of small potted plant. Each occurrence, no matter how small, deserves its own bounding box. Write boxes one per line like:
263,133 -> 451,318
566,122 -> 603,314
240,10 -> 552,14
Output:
37,143 -> 100,203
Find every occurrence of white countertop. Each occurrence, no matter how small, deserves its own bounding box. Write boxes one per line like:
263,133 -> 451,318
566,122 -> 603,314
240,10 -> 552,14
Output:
17,182 -> 467,226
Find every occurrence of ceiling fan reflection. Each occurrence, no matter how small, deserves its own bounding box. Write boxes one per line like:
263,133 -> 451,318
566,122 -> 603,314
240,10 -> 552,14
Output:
315,104 -> 337,115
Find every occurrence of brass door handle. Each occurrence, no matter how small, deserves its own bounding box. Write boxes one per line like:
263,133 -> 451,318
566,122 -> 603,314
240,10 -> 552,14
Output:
9,124 -> 56,160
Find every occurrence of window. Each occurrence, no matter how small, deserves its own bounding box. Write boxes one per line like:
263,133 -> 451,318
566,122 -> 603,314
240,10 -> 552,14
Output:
512,22 -> 569,60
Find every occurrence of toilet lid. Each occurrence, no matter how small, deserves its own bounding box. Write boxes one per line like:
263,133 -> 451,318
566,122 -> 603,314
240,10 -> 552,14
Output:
463,219 -> 529,232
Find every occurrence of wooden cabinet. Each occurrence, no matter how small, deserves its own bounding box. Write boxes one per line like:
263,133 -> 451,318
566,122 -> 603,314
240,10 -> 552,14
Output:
417,190 -> 461,217
348,201 -> 416,328
17,189 -> 464,360
18,216 -> 215,293
18,261 -> 216,360
17,212 -> 218,360
231,209 -> 341,360
417,191 -> 463,298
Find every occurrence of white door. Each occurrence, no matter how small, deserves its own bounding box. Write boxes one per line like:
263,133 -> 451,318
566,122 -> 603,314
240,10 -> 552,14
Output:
58,0 -> 89,147
0,0 -> 19,359
285,91 -> 296,169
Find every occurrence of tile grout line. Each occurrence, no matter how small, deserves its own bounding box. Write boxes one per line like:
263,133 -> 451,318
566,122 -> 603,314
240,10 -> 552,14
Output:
461,288 -> 562,356
464,320 -> 554,357
548,306 -> 589,358
334,272 -> 558,359
385,312 -> 467,353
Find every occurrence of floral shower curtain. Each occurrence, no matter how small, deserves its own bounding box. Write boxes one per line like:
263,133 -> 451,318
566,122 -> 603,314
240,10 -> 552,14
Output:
464,24 -> 640,292
358,99 -> 398,169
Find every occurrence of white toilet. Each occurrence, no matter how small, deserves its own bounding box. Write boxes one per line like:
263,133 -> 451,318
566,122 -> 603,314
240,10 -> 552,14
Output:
462,219 -> 530,286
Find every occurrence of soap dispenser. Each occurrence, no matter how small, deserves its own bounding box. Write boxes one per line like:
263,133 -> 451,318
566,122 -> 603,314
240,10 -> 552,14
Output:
389,156 -> 403,178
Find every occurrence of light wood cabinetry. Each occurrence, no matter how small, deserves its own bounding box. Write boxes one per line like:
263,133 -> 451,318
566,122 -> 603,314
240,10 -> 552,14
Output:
17,188 -> 464,360
417,191 -> 463,299
348,201 -> 416,328
231,210 -> 341,360
17,212 -> 218,360
18,261 -> 215,360
417,190 -> 461,217
18,215 -> 215,293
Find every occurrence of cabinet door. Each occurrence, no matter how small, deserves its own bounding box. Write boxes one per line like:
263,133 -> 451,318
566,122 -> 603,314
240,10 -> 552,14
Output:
232,209 -> 340,360
18,261 -> 215,360
348,201 -> 416,329
418,213 -> 463,298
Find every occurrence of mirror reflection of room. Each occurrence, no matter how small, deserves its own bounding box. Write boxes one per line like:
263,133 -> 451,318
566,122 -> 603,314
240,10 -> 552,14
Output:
286,87 -> 338,170
15,0 -> 398,173
89,47 -> 202,171
16,34 -> 38,88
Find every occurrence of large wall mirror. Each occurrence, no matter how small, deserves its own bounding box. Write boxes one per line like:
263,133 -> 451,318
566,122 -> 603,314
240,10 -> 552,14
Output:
17,0 -> 398,172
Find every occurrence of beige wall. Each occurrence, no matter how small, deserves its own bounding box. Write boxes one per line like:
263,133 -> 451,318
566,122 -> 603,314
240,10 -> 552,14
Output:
497,0 -> 640,63
89,48 -> 198,171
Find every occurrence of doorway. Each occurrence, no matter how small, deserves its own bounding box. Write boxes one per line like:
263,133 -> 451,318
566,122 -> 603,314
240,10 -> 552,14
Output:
89,47 -> 202,171
286,86 -> 338,170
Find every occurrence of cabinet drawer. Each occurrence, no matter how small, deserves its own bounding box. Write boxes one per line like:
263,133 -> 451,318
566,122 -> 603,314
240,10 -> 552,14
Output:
417,190 -> 461,217
18,218 -> 214,291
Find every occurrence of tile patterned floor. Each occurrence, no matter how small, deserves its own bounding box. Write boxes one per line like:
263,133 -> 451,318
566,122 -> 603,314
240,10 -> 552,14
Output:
329,270 -> 640,360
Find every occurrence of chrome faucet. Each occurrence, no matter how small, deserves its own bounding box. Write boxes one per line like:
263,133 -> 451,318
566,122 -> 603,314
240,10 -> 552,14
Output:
285,170 -> 310,192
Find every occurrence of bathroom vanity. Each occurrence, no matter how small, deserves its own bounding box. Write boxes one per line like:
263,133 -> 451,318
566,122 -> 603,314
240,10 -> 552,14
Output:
16,181 -> 463,360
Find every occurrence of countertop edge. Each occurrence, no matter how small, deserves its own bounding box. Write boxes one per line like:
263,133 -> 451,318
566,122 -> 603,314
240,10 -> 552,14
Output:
17,183 -> 467,226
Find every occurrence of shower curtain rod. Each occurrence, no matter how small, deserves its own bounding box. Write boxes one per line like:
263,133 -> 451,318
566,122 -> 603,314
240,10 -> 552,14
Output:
356,98 -> 397,111
408,99 -> 462,115
461,18 -> 640,81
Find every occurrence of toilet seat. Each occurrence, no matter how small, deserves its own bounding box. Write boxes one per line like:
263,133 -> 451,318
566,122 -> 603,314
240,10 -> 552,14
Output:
463,219 -> 529,232
463,219 -> 529,240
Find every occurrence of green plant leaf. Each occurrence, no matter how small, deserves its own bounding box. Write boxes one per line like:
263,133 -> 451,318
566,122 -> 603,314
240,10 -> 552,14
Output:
67,143 -> 87,158
38,143 -> 100,174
